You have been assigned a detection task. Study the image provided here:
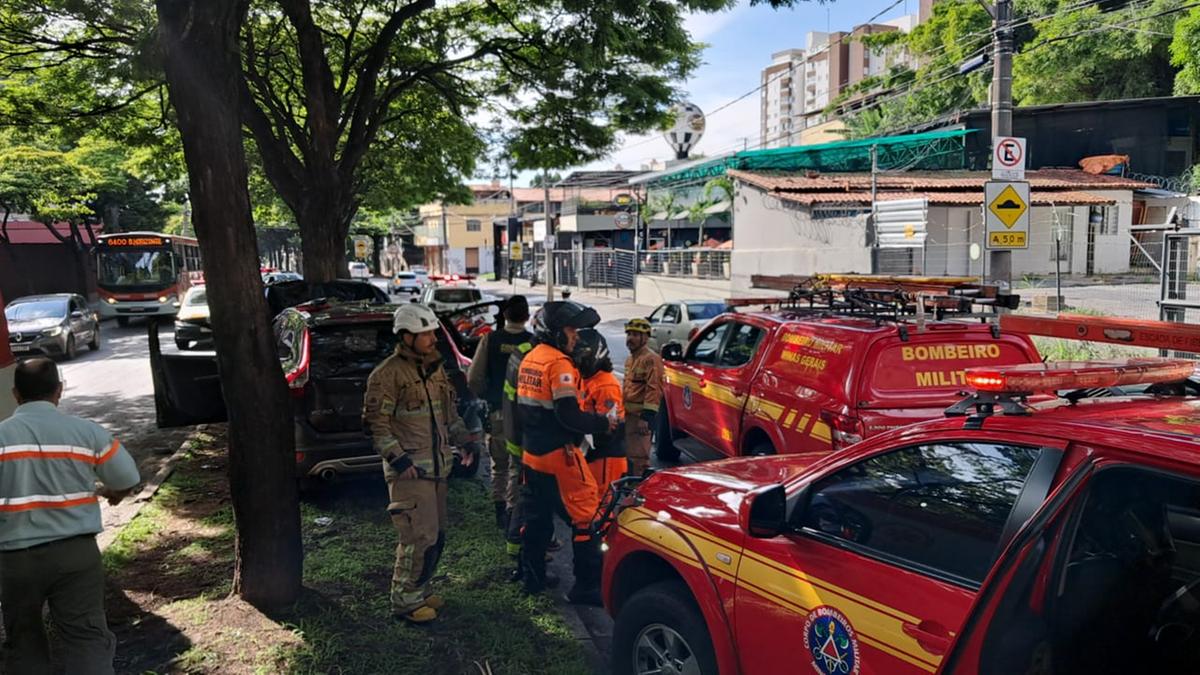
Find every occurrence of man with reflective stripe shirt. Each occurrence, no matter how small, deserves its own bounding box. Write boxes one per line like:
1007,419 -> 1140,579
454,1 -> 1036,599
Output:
0,357 -> 140,675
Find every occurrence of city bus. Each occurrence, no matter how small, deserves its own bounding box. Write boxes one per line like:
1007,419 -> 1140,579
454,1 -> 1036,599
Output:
0,290 -> 15,420
95,232 -> 203,325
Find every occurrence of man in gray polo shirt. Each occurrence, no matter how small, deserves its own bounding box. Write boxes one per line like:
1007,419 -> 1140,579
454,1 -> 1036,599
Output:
0,357 -> 140,674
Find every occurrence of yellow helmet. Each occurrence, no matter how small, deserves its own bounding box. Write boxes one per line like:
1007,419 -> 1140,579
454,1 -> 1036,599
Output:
625,317 -> 652,335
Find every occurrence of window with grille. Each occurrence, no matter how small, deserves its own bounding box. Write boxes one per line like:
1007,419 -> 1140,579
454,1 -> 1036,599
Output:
466,219 -> 481,232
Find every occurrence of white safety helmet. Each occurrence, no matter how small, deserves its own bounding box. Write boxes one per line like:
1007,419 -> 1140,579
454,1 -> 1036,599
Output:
393,303 -> 440,335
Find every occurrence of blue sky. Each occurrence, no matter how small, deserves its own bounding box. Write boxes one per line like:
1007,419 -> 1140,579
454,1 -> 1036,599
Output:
535,0 -> 922,182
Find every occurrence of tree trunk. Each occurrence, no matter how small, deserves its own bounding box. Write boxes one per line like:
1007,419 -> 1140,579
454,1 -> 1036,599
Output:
156,0 -> 302,608
296,205 -> 353,282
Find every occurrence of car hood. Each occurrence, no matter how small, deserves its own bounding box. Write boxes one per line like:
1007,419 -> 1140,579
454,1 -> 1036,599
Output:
636,454 -> 828,526
8,318 -> 63,332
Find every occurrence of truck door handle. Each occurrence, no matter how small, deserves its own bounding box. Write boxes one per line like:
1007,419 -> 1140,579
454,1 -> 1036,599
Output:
901,620 -> 952,655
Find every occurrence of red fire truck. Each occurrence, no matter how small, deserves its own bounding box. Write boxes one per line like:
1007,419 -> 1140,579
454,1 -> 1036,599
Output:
603,314 -> 1200,675
656,275 -> 1039,461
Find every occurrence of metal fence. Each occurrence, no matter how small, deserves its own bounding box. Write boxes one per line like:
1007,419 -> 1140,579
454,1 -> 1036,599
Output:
640,249 -> 731,280
497,244 -> 546,285
551,248 -> 636,297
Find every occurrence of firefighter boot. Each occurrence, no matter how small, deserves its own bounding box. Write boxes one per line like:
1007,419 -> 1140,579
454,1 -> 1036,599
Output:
395,605 -> 438,624
565,538 -> 603,607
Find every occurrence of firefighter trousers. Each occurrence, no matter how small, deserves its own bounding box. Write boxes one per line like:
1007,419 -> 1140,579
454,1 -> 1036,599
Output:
626,420 -> 652,476
519,447 -> 602,593
386,474 -> 448,614
488,411 -> 519,507
504,451 -> 525,557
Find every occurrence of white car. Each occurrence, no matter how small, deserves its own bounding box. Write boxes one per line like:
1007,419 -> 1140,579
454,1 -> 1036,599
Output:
390,271 -> 424,296
263,271 -> 302,285
348,261 -> 371,279
646,300 -> 728,350
419,284 -> 484,314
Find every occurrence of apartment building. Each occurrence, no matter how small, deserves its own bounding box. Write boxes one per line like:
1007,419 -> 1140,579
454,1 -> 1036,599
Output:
758,0 -> 931,148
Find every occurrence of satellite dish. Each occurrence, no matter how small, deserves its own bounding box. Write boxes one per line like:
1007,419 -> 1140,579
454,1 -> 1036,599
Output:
664,102 -> 706,160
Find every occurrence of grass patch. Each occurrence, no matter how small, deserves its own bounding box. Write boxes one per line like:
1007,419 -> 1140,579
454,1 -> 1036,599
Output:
104,427 -> 592,674
1034,335 -> 1158,362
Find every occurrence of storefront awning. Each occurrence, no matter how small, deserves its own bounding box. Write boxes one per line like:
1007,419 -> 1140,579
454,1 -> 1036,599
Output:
669,210 -> 690,220
649,211 -> 668,221
703,200 -> 731,215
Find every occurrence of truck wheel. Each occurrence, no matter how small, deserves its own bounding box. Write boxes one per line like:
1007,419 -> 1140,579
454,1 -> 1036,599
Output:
612,581 -> 718,675
748,441 -> 776,456
654,402 -> 680,462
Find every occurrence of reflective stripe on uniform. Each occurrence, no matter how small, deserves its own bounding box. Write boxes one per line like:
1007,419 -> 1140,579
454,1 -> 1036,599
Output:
0,491 -> 97,512
517,395 -> 554,409
0,442 -> 117,465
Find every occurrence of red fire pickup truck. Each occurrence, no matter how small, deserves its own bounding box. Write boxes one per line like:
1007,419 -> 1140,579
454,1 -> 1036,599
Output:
655,275 -> 1040,460
603,314 -> 1200,675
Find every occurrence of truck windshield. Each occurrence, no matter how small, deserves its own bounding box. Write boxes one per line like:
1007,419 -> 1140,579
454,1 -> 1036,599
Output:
99,249 -> 175,288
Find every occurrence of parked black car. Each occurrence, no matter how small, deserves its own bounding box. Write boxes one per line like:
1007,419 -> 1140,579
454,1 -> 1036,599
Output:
5,294 -> 100,360
149,300 -> 482,490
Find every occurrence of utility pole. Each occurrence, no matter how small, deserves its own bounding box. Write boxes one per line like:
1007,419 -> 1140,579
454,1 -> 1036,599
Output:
988,0 -> 1014,287
869,144 -> 879,273
544,174 -> 554,302
440,204 -> 449,275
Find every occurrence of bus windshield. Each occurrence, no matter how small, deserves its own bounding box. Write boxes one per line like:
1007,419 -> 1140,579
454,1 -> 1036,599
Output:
99,249 -> 176,288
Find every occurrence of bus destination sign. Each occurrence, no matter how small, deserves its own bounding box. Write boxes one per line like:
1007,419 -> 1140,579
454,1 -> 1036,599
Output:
102,235 -> 168,247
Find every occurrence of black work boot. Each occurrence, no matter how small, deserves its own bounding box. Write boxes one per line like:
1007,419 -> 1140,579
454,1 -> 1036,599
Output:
494,502 -> 507,529
566,538 -> 603,606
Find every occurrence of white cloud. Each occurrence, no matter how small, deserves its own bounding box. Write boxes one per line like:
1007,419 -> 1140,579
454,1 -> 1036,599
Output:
683,4 -> 749,42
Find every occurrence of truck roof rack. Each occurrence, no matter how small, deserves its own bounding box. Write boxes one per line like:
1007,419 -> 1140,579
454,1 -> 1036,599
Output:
726,274 -> 1019,324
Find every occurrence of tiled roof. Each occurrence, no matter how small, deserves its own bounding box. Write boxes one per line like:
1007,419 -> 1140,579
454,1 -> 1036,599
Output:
729,168 -> 1154,193
775,190 -> 1116,206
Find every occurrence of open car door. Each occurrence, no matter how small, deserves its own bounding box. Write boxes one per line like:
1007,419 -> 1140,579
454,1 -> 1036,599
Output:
437,300 -> 503,358
148,321 -> 227,428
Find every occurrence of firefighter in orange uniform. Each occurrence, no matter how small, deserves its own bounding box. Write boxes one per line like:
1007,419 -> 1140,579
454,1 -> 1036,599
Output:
622,317 -> 663,476
574,329 -> 626,493
516,301 -> 615,605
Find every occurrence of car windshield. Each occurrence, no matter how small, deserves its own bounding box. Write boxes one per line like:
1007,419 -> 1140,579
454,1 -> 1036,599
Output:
309,323 -> 398,378
6,300 -> 67,321
397,273 -> 415,279
686,303 -> 725,320
185,289 -> 208,306
98,249 -> 175,287
435,288 -> 480,304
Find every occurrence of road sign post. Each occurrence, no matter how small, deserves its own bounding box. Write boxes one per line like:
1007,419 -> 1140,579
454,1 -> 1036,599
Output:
992,136 -> 1026,181
985,181 -> 1030,250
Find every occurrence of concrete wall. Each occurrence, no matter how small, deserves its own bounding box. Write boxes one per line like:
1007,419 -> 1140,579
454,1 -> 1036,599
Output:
729,181 -> 872,292
635,275 -> 733,307
558,214 -> 618,233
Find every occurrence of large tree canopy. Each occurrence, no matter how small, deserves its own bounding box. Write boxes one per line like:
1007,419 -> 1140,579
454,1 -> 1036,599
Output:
0,0 -> 769,279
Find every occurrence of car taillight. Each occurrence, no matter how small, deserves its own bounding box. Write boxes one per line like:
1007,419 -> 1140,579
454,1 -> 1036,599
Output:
820,410 -> 864,450
295,452 -> 305,464
284,328 -> 311,393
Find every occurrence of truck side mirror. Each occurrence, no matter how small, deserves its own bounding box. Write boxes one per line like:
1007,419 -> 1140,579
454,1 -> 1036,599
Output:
661,342 -> 683,362
739,484 -> 789,539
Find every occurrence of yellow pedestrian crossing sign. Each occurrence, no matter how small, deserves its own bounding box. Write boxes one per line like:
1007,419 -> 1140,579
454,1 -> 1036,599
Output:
985,181 -> 1030,249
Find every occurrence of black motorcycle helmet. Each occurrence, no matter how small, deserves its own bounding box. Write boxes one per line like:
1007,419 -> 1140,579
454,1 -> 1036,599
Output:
572,328 -> 610,379
535,301 -> 601,352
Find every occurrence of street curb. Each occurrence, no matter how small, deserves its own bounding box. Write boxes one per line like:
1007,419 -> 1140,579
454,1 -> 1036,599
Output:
554,601 -> 607,674
97,424 -> 211,553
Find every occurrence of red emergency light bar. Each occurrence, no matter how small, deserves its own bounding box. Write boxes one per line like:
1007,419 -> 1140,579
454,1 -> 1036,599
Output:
964,359 -> 1196,394
1001,314 -> 1200,354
